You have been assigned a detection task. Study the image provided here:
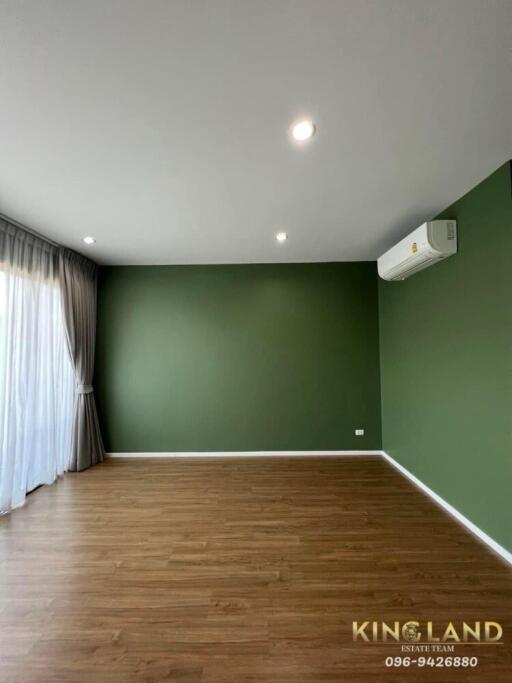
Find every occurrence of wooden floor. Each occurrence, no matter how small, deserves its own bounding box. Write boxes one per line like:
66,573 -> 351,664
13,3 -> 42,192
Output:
0,457 -> 510,682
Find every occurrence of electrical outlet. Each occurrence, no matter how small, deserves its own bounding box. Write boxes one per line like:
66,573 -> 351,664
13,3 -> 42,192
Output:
355,428 -> 365,436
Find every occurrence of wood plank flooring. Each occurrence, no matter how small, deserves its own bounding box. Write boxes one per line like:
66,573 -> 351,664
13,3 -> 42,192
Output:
0,456 -> 510,682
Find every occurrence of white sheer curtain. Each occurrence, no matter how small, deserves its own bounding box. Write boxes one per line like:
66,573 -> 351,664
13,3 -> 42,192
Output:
0,221 -> 75,512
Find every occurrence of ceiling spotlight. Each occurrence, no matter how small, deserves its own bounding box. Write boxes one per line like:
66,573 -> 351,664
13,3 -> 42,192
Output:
275,232 -> 288,243
291,119 -> 316,142
83,236 -> 96,245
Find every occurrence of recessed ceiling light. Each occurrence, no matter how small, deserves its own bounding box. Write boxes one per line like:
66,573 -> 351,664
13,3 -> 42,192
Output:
291,119 -> 316,142
83,236 -> 96,245
275,232 -> 288,243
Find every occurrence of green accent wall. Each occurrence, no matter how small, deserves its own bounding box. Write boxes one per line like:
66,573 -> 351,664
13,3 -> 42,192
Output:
95,263 -> 382,453
379,163 -> 512,552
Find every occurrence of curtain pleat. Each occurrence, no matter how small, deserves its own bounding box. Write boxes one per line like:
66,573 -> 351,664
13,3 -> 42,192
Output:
58,248 -> 104,471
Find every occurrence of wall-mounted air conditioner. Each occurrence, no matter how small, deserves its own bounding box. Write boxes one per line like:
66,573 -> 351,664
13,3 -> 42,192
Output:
378,220 -> 457,281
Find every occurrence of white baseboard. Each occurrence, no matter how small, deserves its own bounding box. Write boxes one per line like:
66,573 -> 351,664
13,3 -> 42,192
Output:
382,451 -> 512,567
106,450 -> 383,458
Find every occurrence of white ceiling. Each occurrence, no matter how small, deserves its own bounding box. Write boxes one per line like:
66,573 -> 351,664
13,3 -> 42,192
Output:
0,0 -> 511,265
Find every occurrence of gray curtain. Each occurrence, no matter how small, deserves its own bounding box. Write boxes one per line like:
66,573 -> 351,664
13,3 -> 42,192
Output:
59,248 -> 104,471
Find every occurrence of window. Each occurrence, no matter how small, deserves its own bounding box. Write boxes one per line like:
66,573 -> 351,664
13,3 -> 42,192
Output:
0,254 -> 75,512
